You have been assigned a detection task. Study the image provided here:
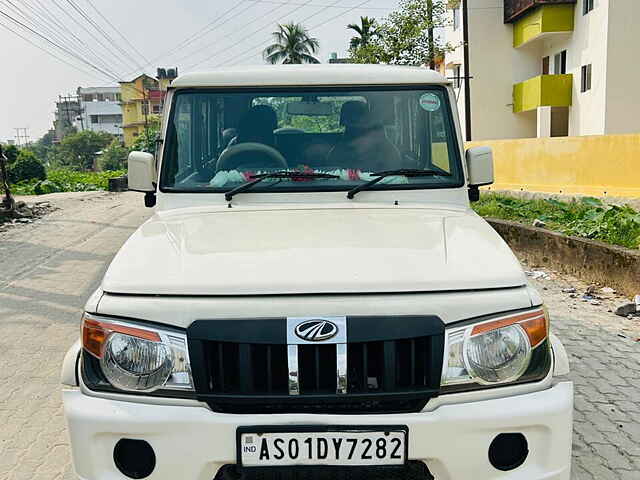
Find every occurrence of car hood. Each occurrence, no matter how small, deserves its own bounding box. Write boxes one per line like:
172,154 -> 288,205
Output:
102,206 -> 526,295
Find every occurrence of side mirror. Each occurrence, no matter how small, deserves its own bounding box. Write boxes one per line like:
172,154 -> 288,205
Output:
465,146 -> 494,202
128,151 -> 156,207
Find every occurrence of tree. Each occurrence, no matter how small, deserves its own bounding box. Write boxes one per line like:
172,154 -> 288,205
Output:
130,115 -> 161,153
349,0 -> 455,67
30,131 -> 57,167
99,139 -> 128,171
1,144 -> 19,165
347,16 -> 378,51
263,23 -> 320,65
8,150 -> 46,183
56,130 -> 114,171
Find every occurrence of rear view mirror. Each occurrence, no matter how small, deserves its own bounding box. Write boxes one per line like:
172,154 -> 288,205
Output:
128,151 -> 156,192
128,151 -> 156,207
286,102 -> 333,116
465,146 -> 494,202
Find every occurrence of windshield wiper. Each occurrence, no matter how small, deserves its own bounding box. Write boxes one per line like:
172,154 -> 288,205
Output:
347,168 -> 452,199
225,171 -> 339,201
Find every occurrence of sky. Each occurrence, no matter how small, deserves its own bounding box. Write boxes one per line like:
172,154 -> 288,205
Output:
0,0 -> 400,144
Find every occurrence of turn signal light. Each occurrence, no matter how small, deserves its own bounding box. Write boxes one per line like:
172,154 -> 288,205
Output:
471,309 -> 547,348
81,314 -> 161,358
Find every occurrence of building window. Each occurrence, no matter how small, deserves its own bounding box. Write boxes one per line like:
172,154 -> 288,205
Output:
581,64 -> 592,92
583,0 -> 594,15
152,104 -> 162,114
453,7 -> 461,31
542,56 -> 550,75
90,115 -> 99,124
554,50 -> 567,74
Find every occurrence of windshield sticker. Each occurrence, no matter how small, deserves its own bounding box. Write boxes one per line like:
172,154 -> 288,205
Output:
419,93 -> 441,112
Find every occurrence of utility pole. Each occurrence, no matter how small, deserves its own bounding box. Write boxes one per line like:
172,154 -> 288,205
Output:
0,144 -> 15,214
462,0 -> 472,141
143,89 -> 149,139
14,128 -> 29,147
427,0 -> 435,70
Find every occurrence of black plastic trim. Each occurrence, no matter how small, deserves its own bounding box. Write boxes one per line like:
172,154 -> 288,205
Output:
101,284 -> 527,298
348,316 -> 444,342
188,318 -> 286,344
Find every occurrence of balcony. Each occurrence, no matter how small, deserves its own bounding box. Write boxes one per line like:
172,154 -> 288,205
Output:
504,0 -> 576,23
513,74 -> 573,113
512,3 -> 575,47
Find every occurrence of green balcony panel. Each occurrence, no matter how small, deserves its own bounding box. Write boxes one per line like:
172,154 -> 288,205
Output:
513,74 -> 573,113
513,4 -> 575,48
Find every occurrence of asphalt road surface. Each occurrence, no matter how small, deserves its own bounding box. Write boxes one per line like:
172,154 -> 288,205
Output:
0,191 -> 638,480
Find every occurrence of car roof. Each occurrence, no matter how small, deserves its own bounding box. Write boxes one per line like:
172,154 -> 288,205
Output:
170,64 -> 450,89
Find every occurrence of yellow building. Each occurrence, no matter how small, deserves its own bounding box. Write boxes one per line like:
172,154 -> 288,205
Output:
119,68 -> 178,147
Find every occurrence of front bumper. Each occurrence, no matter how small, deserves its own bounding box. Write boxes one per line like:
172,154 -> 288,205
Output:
63,381 -> 573,480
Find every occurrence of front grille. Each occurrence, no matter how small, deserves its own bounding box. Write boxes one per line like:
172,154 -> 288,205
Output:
188,316 -> 444,414
214,461 -> 435,480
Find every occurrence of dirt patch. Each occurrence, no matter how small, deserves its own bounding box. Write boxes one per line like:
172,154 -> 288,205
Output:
0,200 -> 58,232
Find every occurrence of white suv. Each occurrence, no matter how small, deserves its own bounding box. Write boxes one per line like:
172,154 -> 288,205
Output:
61,64 -> 573,480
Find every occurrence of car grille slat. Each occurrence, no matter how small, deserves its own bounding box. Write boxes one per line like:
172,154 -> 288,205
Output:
187,316 -> 444,414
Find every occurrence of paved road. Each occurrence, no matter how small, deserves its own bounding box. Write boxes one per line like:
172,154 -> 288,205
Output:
0,191 -> 638,480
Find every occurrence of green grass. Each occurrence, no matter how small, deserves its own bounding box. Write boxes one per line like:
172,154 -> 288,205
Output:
473,193 -> 640,249
11,169 -> 126,196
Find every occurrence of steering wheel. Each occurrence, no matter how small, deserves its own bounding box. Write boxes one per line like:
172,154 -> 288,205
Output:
216,142 -> 288,171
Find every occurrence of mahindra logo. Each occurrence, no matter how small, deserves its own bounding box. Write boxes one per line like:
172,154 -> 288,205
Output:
295,319 -> 338,342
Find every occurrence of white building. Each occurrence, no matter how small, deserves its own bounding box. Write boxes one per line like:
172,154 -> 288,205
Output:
445,0 -> 640,140
77,87 -> 123,139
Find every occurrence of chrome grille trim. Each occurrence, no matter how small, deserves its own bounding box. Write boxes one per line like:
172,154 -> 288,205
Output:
287,344 -> 300,395
336,343 -> 348,394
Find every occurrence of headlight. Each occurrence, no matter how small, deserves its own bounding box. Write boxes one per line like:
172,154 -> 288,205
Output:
81,314 -> 193,393
441,308 -> 549,388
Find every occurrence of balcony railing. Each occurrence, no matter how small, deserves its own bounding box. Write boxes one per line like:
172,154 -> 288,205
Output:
504,0 -> 576,23
513,74 -> 573,113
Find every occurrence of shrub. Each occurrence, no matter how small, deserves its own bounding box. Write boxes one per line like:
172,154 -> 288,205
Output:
55,130 -> 115,170
9,150 -> 46,183
99,140 -> 128,171
473,193 -> 640,249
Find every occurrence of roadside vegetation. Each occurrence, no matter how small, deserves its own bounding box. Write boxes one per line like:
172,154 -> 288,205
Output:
473,193 -> 640,250
1,118 -> 159,198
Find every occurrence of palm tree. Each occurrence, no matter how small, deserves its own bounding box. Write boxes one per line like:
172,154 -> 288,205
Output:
347,16 -> 377,50
263,23 -> 320,65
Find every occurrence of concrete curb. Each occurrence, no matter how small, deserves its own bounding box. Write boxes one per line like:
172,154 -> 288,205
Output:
487,218 -> 640,298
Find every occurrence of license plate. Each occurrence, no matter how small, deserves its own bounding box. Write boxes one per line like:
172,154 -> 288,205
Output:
237,426 -> 407,467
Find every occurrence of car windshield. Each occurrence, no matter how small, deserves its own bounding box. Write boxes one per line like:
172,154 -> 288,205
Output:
160,87 -> 464,194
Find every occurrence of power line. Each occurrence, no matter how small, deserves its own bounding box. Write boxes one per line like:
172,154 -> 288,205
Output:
120,1 -> 254,78
2,0 -> 122,80
48,0 -> 130,75
246,0 -> 391,9
23,0 -> 124,79
221,0 -> 374,67
176,0 -> 296,70
0,16 -> 107,81
0,9 -> 120,81
83,0 -> 151,67
186,0 -> 318,70
63,0 -> 143,72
